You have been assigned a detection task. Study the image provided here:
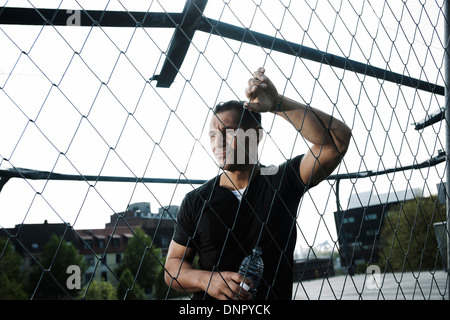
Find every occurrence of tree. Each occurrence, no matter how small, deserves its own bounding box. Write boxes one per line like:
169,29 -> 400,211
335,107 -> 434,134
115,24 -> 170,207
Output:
378,196 -> 446,272
115,227 -> 162,298
82,279 -> 117,300
116,268 -> 146,300
0,238 -> 27,299
28,234 -> 86,299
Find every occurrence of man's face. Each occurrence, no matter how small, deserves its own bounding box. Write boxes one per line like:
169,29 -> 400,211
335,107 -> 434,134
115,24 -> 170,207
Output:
209,109 -> 260,171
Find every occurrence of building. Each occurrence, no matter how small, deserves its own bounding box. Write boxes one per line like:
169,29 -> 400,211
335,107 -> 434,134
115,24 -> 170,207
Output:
81,202 -> 179,284
105,202 -> 178,254
0,220 -> 78,280
293,257 -> 335,281
334,189 -> 418,272
76,226 -> 134,284
0,202 -> 179,289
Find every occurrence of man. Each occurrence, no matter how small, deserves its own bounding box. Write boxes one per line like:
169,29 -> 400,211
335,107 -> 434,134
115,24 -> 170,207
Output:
164,67 -> 351,300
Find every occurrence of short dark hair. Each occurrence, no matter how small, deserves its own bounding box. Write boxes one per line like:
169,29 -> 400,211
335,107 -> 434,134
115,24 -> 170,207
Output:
213,100 -> 262,129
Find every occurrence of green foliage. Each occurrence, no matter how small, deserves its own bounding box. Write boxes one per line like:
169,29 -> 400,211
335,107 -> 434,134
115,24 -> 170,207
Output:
378,196 -> 446,272
1,226 -> 174,300
82,279 -> 117,300
355,262 -> 367,274
117,268 -> 146,300
0,238 -> 27,299
115,227 -> 162,299
28,234 -> 86,299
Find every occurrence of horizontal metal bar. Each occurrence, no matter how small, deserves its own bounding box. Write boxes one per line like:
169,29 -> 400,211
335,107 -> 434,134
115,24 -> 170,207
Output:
414,109 -> 445,130
0,168 -> 207,185
0,7 -> 444,95
328,150 -> 446,180
0,7 -> 183,28
0,151 -> 445,190
198,17 -> 445,96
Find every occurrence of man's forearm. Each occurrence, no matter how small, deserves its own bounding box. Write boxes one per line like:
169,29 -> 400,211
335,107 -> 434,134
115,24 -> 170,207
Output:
165,257 -> 210,293
273,95 -> 351,155
165,258 -> 251,300
271,94 -> 352,186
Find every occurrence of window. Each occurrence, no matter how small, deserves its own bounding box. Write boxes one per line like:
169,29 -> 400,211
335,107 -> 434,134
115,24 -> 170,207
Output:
344,217 -> 355,223
86,256 -> 95,267
85,273 -> 92,283
364,213 -> 378,221
84,240 -> 92,249
113,238 -> 120,248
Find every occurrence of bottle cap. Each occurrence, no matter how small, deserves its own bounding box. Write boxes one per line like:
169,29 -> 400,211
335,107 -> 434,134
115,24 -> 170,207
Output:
253,246 -> 262,255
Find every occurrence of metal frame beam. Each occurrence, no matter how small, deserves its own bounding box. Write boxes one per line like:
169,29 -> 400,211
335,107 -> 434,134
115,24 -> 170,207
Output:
0,167 -> 207,187
444,0 -> 450,296
0,150 -> 444,187
0,5 -> 445,94
0,7 -> 183,28
155,0 -> 208,87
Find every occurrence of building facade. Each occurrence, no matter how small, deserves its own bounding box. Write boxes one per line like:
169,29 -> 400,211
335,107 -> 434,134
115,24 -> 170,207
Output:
334,189 -> 417,272
0,202 -> 178,290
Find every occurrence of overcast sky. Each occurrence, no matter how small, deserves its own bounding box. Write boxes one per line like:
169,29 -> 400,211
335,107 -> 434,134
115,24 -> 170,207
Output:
0,0 -> 446,256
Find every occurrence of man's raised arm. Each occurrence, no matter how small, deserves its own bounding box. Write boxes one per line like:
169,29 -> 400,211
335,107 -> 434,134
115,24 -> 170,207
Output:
245,67 -> 352,187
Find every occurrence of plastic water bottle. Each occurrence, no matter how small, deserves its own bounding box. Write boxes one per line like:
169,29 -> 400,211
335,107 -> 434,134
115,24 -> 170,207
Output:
238,246 -> 264,298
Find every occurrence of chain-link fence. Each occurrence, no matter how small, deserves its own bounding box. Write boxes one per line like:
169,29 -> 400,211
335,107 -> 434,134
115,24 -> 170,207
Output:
0,0 -> 449,301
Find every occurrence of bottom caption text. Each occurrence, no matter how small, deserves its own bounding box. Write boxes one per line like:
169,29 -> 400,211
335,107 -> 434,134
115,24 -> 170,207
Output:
179,303 -> 271,317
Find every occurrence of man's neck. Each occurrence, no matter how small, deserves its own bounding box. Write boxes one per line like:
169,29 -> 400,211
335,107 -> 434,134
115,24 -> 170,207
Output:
219,164 -> 259,191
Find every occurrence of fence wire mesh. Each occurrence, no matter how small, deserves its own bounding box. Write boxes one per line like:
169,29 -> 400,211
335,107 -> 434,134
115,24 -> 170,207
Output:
0,0 -> 449,301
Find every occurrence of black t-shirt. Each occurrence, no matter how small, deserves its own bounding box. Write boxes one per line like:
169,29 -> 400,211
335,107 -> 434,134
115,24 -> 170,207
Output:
172,155 -> 307,300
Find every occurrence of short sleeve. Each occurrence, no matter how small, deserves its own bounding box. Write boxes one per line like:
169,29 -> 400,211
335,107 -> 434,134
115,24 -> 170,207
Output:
280,154 -> 308,193
172,193 -> 197,248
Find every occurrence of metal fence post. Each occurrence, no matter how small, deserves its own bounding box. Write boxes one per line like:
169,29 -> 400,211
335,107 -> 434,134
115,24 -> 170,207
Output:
445,0 -> 450,301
